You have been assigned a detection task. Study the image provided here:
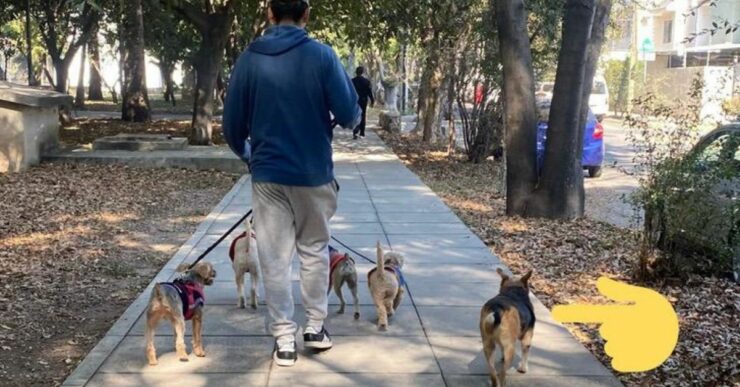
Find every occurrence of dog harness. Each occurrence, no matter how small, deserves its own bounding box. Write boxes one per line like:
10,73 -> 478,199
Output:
229,232 -> 257,263
328,245 -> 348,291
367,266 -> 406,287
162,280 -> 205,321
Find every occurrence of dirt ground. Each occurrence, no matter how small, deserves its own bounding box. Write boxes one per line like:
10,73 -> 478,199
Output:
377,131 -> 739,387
0,164 -> 237,386
60,118 -> 226,147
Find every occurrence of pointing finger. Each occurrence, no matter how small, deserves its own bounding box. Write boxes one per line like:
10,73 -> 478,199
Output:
597,277 -> 659,304
552,304 -> 633,324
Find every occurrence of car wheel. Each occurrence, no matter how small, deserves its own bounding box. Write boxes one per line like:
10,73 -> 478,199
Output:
588,166 -> 603,178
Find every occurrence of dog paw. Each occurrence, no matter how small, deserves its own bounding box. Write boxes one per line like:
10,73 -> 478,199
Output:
147,359 -> 158,366
337,309 -> 345,315
354,312 -> 360,320
378,324 -> 388,332
194,348 -> 206,357
517,366 -> 528,374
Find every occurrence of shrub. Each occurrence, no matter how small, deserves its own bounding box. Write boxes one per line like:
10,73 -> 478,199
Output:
627,76 -> 738,279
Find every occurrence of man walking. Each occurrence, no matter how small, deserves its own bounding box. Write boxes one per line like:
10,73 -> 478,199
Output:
223,0 -> 360,367
352,66 -> 375,140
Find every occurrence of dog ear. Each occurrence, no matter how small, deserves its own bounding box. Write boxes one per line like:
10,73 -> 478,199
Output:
521,270 -> 533,287
176,263 -> 191,273
496,267 -> 510,282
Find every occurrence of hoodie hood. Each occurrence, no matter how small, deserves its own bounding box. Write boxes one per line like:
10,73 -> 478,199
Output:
248,25 -> 311,56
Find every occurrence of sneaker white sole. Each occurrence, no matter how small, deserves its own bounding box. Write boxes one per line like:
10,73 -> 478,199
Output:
273,351 -> 296,367
304,340 -> 333,350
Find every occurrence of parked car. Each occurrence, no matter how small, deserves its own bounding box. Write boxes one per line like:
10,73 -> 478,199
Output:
536,77 -> 609,122
589,75 -> 609,122
645,125 -> 740,282
536,102 -> 605,178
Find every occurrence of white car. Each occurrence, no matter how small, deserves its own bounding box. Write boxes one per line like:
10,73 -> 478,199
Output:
536,76 -> 610,122
589,76 -> 609,122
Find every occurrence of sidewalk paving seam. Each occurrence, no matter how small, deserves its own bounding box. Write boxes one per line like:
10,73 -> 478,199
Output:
356,161 -> 450,387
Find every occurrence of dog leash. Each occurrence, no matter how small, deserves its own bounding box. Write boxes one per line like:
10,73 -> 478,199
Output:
187,208 -> 377,269
188,209 -> 253,270
330,236 -> 376,265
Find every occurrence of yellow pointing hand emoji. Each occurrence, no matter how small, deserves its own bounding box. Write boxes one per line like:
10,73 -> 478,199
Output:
552,277 -> 679,373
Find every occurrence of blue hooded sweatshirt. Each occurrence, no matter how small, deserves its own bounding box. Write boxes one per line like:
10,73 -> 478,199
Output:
223,25 -> 360,187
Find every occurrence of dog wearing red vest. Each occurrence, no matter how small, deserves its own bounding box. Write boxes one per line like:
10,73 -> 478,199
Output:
145,261 -> 217,366
229,217 -> 261,309
329,246 -> 360,319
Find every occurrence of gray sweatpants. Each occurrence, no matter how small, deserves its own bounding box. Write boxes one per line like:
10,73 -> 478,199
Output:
252,181 -> 338,345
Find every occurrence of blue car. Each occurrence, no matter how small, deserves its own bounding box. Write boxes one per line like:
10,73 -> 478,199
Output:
537,109 -> 605,178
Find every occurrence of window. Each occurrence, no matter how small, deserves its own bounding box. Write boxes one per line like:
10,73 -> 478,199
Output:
591,81 -> 607,94
663,19 -> 673,44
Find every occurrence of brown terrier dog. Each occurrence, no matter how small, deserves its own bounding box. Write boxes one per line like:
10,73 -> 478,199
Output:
329,245 -> 360,319
367,242 -> 405,331
145,262 -> 217,366
479,268 -> 535,386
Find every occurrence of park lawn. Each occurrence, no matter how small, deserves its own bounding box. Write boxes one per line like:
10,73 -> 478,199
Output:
61,118 -> 226,147
377,130 -> 739,387
0,164 -> 238,387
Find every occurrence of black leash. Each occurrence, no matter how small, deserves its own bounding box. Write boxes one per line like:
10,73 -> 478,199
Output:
331,236 -> 376,265
187,209 -> 377,270
188,209 -> 253,270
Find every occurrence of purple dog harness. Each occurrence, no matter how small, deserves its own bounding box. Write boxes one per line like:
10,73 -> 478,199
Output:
162,280 -> 205,321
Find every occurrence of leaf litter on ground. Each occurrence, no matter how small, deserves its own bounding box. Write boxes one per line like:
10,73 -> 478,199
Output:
377,130 -> 739,387
0,163 -> 237,386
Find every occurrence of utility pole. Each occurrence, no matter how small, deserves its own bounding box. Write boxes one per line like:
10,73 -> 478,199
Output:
25,0 -> 36,86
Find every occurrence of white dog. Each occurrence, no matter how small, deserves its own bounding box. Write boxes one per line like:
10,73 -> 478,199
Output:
229,218 -> 261,309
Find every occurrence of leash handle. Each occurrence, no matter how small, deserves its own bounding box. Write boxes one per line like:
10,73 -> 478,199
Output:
188,209 -> 253,270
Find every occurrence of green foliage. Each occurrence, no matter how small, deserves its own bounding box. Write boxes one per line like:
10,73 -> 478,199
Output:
627,76 -> 738,279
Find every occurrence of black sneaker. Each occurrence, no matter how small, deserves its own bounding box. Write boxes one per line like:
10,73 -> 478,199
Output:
273,340 -> 297,367
303,326 -> 333,350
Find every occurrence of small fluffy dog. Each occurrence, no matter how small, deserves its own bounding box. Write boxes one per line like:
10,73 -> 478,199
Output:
145,262 -> 217,366
479,268 -> 535,386
229,218 -> 261,309
329,245 -> 360,319
367,242 -> 405,331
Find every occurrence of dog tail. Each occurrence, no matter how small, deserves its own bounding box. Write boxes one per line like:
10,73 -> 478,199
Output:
153,283 -> 166,303
483,307 -> 502,330
376,241 -> 385,274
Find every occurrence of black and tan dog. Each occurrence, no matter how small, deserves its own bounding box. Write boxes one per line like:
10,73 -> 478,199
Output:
479,268 -> 535,386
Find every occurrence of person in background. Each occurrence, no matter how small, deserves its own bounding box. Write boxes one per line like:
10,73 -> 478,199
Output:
222,0 -> 360,368
352,66 -> 375,140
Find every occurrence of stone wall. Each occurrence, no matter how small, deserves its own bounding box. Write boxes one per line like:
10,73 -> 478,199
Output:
0,101 -> 61,173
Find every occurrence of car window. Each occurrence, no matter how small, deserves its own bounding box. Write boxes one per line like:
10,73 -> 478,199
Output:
699,133 -> 740,165
592,81 -> 607,94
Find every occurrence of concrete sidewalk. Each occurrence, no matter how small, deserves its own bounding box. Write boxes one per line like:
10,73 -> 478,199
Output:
63,128 -> 622,387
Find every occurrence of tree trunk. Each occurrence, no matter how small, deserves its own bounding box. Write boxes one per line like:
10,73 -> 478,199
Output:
159,62 -> 176,106
25,0 -> 36,86
75,43 -> 86,108
53,57 -> 69,93
526,0 -> 596,219
88,26 -> 104,100
577,0 -> 612,133
496,0 -> 540,216
416,33 -> 444,143
190,18 -> 232,145
121,0 -> 151,122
